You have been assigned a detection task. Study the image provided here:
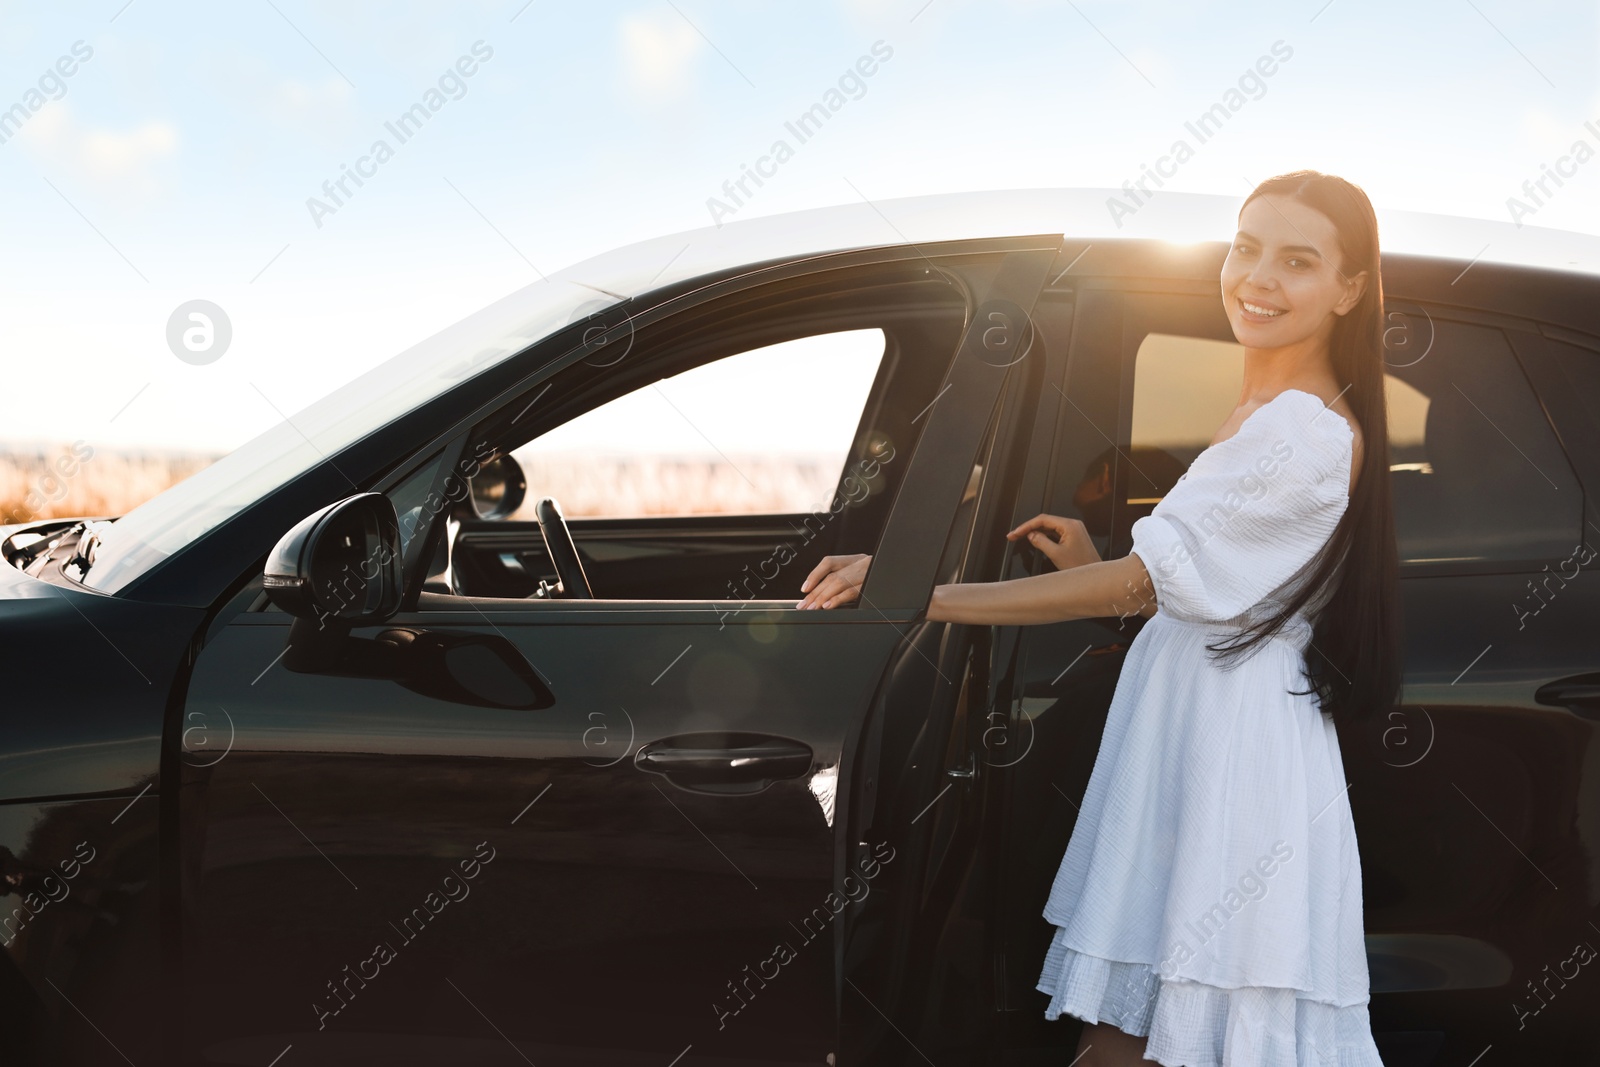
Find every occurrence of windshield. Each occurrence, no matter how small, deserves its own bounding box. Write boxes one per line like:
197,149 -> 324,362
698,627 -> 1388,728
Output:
82,279 -> 620,594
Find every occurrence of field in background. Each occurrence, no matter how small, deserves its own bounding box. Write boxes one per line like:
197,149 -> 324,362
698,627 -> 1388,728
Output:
1,444 -> 848,526
508,451 -> 846,519
0,444 -> 220,526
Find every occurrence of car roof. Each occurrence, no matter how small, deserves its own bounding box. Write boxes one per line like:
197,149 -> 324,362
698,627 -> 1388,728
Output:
546,187 -> 1600,306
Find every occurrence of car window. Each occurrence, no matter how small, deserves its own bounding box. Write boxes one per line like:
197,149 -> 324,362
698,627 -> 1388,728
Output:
506,328 -> 887,517
387,449 -> 451,575
1123,322 -> 1582,566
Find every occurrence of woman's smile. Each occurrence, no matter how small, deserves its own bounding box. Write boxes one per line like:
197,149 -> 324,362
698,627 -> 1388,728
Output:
1238,296 -> 1287,322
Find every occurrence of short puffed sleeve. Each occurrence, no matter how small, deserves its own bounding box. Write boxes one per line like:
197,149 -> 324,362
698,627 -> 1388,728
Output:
1128,390 -> 1353,625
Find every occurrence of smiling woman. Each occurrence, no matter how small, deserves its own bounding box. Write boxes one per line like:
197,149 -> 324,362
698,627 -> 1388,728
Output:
1035,171 -> 1398,1067
797,171 -> 1400,1067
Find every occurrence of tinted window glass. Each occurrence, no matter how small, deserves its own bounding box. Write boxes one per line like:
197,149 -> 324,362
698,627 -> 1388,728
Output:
1547,336 -> 1600,447
387,450 -> 448,576
1124,320 -> 1581,565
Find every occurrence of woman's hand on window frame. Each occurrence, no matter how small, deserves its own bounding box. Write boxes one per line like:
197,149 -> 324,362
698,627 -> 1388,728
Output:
797,553 -> 871,610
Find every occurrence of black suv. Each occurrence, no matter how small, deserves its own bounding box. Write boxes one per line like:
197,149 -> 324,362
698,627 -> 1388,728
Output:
2,190 -> 1598,1065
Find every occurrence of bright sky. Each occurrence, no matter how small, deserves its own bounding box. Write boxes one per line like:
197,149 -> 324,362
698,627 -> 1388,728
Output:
1,0 -> 1596,454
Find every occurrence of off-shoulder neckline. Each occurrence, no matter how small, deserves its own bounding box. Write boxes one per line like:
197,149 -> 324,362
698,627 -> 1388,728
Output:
1217,388 -> 1356,448
1201,387 -> 1356,501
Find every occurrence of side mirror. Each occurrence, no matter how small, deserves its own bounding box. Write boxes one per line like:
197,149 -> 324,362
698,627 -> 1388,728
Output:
263,493 -> 404,625
259,495 -> 553,708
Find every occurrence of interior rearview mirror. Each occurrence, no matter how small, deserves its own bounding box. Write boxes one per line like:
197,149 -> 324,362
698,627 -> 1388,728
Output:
469,452 -> 527,520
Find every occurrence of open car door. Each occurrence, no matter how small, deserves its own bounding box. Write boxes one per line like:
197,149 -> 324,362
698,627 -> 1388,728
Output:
178,238 -> 1057,1065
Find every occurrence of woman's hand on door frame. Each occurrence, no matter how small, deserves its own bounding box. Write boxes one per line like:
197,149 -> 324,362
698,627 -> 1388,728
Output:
1006,514 -> 1102,571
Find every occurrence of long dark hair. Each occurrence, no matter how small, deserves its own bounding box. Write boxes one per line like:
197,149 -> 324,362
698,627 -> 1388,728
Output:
1206,169 -> 1404,729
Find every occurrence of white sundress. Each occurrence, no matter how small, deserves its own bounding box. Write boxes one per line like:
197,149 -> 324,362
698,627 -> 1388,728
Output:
1035,388 -> 1386,1067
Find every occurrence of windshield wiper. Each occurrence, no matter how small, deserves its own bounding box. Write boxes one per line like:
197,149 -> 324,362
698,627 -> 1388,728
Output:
64,518 -> 116,581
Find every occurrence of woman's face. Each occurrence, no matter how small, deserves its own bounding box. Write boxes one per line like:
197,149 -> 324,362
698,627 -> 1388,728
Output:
1221,193 -> 1365,350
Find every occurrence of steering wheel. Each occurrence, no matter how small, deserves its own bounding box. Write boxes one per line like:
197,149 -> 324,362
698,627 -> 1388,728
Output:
533,496 -> 594,599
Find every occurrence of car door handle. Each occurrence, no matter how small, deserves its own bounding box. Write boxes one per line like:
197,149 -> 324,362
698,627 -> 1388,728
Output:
1534,673 -> 1600,720
635,732 -> 814,795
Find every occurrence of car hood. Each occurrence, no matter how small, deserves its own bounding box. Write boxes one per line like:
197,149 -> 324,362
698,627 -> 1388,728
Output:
0,519 -> 206,801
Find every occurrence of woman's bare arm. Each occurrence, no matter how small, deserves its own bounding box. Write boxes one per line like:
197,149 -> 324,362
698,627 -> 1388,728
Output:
927,552 -> 1157,626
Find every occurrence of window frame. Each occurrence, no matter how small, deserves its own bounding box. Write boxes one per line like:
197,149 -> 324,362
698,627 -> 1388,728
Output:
376,249 -> 1031,613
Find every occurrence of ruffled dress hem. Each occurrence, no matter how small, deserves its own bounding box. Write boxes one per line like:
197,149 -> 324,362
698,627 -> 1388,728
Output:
1036,928 -> 1386,1067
